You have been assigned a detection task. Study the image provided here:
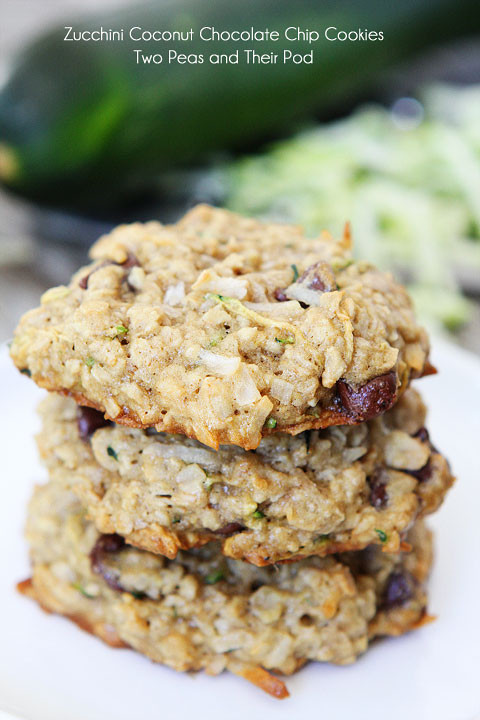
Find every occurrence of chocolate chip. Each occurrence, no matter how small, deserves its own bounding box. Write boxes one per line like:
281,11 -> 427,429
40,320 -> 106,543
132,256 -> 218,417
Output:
368,467 -> 389,509
79,255 -> 139,290
309,276 -> 326,291
413,426 -> 439,455
407,459 -> 433,483
77,407 -> 110,440
414,427 -> 429,444
393,426 -> 435,482
337,371 -> 397,421
370,483 -> 387,509
122,252 -> 140,269
383,571 -> 414,608
90,534 -> 126,592
78,260 -> 115,289
93,533 -> 125,555
298,261 -> 337,293
214,522 -> 245,536
274,288 -> 288,302
123,254 -> 141,291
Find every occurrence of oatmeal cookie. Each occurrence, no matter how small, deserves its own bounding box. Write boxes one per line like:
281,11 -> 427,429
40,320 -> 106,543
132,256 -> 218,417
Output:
11,205 -> 429,450
36,388 -> 451,565
21,481 -> 433,698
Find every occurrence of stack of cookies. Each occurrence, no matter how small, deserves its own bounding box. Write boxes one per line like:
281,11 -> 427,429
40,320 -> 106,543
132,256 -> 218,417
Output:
11,206 -> 454,698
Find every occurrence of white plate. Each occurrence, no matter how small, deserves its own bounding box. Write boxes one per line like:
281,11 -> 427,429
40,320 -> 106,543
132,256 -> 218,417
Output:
1,339 -> 480,720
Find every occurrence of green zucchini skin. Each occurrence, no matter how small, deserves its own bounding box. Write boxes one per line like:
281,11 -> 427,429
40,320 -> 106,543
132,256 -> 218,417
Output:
0,0 -> 477,210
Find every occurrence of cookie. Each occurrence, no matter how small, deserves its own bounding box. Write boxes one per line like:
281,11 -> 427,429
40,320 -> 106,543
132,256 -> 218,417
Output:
11,205 -> 429,450
37,388 -> 452,565
21,481 -> 433,698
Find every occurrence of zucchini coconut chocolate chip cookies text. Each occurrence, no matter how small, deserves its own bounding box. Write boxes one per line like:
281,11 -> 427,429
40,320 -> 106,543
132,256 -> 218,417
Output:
12,206 -> 454,698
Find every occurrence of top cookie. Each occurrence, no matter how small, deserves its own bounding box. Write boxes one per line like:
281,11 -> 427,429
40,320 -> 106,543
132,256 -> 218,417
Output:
11,205 -> 429,450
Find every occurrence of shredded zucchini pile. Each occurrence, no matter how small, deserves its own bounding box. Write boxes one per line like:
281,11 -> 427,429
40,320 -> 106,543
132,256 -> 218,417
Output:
223,84 -> 480,331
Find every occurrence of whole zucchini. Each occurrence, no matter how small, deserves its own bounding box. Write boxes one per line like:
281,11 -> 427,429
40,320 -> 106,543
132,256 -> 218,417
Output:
0,0 -> 477,210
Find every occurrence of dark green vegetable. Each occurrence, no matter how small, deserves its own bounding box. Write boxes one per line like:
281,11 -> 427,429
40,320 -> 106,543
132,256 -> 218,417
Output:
107,446 -> 118,460
204,570 -> 224,585
375,528 -> 388,543
265,417 -> 277,429
72,582 -> 94,598
252,509 -> 265,519
0,0 -> 477,210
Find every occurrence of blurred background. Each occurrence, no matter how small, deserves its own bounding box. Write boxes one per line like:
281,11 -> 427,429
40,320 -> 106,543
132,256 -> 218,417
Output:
1,0 -> 480,351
